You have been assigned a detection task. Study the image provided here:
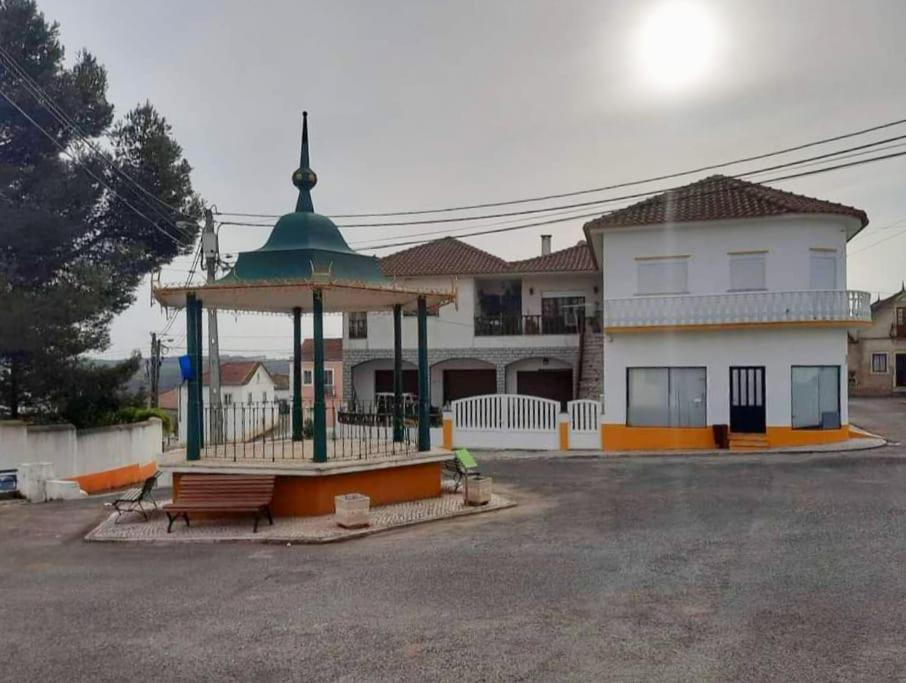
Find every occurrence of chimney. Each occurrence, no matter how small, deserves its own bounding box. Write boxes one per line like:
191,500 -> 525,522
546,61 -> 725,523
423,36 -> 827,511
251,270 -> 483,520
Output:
541,234 -> 551,256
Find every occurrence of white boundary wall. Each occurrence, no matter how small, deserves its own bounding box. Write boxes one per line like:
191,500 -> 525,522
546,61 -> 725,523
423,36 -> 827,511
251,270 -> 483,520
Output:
0,419 -> 163,479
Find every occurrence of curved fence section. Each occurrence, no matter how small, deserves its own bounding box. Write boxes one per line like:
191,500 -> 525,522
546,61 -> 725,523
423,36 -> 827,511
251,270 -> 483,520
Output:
452,394 -> 559,432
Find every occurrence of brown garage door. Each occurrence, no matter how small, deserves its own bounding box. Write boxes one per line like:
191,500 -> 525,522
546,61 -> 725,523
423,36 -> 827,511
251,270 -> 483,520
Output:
374,369 -> 419,395
443,369 -> 497,404
517,370 -> 573,410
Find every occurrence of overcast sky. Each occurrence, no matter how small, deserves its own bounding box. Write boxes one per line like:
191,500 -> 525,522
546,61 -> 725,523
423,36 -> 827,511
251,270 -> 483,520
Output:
36,0 -> 906,360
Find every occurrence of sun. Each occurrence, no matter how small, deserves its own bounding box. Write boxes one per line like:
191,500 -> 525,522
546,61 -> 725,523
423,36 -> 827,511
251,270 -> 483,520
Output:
634,1 -> 719,93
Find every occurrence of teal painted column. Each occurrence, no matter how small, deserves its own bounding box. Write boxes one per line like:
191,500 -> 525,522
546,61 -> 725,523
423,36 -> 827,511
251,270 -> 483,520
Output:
194,298 -> 204,449
292,307 -> 303,441
186,294 -> 200,461
417,296 -> 430,451
312,289 -> 327,462
393,304 -> 404,442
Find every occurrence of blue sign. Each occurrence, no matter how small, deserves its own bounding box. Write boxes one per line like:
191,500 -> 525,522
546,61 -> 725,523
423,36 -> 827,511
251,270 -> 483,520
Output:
178,354 -> 194,381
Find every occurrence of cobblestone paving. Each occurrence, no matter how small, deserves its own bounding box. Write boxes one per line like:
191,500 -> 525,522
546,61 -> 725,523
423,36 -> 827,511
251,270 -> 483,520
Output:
85,491 -> 515,544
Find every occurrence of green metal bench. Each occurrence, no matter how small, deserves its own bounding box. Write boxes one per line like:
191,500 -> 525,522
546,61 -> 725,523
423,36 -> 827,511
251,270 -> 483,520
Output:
444,448 -> 480,492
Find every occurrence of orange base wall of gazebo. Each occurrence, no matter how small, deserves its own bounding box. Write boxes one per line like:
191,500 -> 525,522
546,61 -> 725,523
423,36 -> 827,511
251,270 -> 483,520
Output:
172,461 -> 443,518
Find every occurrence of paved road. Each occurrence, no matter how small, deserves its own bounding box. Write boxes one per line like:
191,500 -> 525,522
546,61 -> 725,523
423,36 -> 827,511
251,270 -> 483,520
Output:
2,399 -> 906,681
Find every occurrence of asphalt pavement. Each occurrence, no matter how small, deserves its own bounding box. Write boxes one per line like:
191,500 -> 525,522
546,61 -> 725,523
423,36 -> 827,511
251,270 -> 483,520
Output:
2,397 -> 906,681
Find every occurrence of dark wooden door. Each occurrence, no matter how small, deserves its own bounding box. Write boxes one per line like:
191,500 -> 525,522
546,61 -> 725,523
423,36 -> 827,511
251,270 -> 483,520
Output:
729,366 -> 766,433
897,354 -> 906,388
443,369 -> 496,403
517,370 -> 573,410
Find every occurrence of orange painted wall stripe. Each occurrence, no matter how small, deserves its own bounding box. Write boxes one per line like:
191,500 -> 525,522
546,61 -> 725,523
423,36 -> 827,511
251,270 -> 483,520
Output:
602,424 -> 852,451
69,461 -> 157,494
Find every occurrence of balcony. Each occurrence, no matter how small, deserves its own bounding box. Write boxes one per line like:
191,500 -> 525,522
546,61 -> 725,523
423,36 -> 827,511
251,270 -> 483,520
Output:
602,290 -> 871,329
474,313 -> 595,336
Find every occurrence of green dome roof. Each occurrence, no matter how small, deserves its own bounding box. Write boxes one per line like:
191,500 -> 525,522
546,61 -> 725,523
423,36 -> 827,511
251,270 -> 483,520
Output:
219,112 -> 387,284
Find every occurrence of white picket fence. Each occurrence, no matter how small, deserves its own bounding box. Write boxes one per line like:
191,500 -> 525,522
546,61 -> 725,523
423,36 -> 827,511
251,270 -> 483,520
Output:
449,394 -> 601,450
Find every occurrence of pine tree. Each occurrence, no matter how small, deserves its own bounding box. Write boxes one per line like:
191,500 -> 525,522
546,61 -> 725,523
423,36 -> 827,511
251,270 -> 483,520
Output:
0,0 -> 203,421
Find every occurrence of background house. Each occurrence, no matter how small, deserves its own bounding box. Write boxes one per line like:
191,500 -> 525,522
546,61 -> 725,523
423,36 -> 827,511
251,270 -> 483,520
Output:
290,338 -> 343,402
849,286 -> 906,395
343,235 -> 601,410
176,360 -> 280,444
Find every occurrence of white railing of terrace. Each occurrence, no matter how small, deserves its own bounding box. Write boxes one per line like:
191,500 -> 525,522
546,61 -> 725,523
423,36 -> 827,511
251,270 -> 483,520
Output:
602,290 -> 871,328
452,394 -> 559,432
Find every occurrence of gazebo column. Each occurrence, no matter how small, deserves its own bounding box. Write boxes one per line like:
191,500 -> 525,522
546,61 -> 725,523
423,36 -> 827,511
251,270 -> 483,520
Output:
312,289 -> 327,462
292,306 -> 302,441
417,296 -> 430,451
185,293 -> 200,461
194,298 -> 204,449
393,304 -> 404,442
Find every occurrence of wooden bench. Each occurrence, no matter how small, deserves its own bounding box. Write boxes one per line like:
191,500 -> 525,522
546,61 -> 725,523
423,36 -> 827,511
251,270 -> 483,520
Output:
163,474 -> 276,533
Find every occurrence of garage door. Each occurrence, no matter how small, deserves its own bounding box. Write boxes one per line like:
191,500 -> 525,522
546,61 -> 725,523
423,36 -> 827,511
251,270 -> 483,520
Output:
517,370 -> 573,410
374,369 -> 419,395
443,369 -> 497,404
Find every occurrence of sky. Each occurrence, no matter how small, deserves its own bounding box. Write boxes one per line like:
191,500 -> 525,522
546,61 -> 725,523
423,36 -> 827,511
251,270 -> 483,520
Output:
34,0 -> 906,361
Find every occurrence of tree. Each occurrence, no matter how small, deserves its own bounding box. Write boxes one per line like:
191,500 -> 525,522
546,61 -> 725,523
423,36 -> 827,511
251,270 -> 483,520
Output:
0,0 -> 203,422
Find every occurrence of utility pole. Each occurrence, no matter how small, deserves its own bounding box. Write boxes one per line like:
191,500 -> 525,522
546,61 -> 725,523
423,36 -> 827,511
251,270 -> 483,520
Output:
149,332 -> 162,408
202,208 -> 222,440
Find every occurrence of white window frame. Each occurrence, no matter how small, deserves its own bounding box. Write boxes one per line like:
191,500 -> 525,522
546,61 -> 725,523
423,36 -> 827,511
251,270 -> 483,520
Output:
871,352 -> 889,374
635,256 -> 689,296
626,367 -> 707,427
302,369 -> 313,385
324,368 -> 335,386
791,365 -> 840,430
728,251 -> 767,292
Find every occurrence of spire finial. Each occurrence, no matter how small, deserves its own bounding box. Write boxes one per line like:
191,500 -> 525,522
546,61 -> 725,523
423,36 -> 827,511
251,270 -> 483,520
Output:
292,111 -> 316,212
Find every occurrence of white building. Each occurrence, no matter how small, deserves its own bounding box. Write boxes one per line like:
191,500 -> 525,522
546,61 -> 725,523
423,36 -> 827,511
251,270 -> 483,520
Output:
585,175 -> 872,450
343,236 -> 601,409
176,360 -> 282,444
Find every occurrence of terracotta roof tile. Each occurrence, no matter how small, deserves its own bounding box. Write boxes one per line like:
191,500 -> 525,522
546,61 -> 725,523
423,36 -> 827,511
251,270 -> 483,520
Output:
201,361 -> 264,386
584,175 -> 868,231
380,237 -> 511,277
158,387 -> 179,410
510,242 -> 596,272
380,236 -> 597,277
301,338 -> 343,362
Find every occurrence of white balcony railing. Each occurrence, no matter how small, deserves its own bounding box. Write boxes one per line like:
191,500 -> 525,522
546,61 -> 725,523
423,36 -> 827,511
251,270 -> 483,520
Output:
602,290 -> 871,328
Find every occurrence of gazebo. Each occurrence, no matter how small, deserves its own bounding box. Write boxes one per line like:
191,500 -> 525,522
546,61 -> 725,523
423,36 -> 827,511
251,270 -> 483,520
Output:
153,114 -> 456,515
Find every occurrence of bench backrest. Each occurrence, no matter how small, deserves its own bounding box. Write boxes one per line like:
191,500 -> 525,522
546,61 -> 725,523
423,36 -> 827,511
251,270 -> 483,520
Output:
176,474 -> 276,504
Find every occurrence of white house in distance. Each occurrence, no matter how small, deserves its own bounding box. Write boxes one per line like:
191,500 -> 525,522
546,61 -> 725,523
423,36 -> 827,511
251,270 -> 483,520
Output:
586,175 -> 872,451
176,360 -> 281,444
343,236 -> 601,410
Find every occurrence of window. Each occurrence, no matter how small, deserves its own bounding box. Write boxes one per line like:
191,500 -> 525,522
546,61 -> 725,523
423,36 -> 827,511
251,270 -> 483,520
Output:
324,368 -> 335,386
541,295 -> 585,334
223,394 -> 233,405
627,367 -> 707,427
348,312 -> 367,339
729,253 -> 766,291
871,353 -> 888,374
246,392 -> 253,405
809,250 -> 837,289
261,391 -> 268,402
303,368 -> 332,385
897,308 -> 906,338
636,257 -> 688,295
791,366 -> 840,429
302,369 -> 313,385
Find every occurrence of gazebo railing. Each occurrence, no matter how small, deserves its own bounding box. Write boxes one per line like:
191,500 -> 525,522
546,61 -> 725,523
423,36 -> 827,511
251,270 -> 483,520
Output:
199,400 -> 416,462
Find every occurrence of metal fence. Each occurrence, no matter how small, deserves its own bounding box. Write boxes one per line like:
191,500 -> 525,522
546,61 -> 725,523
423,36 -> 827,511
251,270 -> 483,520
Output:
199,400 -> 415,462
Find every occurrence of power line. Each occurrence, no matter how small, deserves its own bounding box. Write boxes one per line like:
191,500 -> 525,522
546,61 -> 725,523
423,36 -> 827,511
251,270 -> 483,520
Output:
0,46 -> 195,231
0,83 -> 189,247
213,116 -> 906,220
216,132 -> 906,232
355,149 -> 906,252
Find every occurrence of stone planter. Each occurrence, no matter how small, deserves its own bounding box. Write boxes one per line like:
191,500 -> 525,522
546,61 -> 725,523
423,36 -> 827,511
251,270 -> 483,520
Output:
464,475 -> 492,506
335,493 -> 370,528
